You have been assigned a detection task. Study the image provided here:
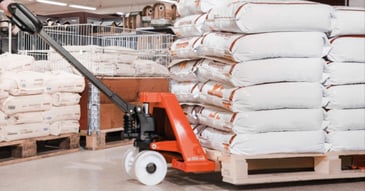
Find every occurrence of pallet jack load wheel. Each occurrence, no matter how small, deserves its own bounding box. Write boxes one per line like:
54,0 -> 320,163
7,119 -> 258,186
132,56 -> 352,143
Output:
123,148 -> 139,178
133,150 -> 167,185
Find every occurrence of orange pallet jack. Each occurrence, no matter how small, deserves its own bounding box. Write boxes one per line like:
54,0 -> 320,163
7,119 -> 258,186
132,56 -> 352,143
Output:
7,3 -> 215,185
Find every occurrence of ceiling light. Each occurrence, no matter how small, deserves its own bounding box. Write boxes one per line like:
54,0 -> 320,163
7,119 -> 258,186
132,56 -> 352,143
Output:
69,4 -> 96,11
36,0 -> 67,6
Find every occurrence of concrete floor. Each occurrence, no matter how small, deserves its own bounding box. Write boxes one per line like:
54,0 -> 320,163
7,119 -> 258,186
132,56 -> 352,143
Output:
0,145 -> 364,191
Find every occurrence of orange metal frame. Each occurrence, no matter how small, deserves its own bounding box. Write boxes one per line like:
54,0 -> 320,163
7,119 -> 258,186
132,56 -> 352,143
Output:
140,92 -> 216,173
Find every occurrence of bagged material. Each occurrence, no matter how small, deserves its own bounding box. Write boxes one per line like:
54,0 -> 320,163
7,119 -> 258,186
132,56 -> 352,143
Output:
133,59 -> 169,77
170,81 -> 201,102
196,125 -> 235,152
197,58 -> 324,86
29,60 -> 51,72
330,7 -> 365,37
177,0 -> 224,16
326,130 -> 365,151
50,120 -> 79,136
0,71 -> 47,96
199,81 -> 322,112
170,37 -> 202,59
169,59 -> 200,82
1,94 -> 52,114
0,53 -> 33,74
43,105 -> 81,123
325,109 -> 365,131
0,123 -> 50,141
45,71 -> 85,93
324,84 -> 365,109
199,32 -> 330,62
0,84 -> 9,99
327,36 -> 365,62
182,104 -> 202,125
11,111 -> 44,124
0,111 -> 9,125
173,14 -> 209,37
323,62 -> 365,86
52,93 -> 81,106
206,0 -> 332,34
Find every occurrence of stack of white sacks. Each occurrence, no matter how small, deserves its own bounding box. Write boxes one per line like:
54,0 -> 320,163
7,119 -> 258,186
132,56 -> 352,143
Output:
0,53 -> 84,142
323,7 -> 365,151
170,0 -> 335,155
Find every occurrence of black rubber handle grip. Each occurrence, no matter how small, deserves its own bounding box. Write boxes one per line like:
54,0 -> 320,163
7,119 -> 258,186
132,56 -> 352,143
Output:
7,3 -> 42,34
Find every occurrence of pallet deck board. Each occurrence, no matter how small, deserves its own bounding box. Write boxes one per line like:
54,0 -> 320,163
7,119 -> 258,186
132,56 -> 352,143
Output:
80,128 -> 132,150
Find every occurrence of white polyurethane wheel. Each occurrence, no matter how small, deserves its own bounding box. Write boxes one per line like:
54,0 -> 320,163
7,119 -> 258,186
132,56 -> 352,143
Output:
133,151 -> 167,186
122,147 -> 139,178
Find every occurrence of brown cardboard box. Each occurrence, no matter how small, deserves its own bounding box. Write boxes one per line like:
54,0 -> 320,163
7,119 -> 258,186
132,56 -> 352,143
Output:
80,77 -> 169,130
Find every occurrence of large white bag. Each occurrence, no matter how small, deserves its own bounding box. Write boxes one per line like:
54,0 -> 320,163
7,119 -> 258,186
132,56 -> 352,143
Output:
43,105 -> 81,123
50,120 -> 79,136
327,36 -> 365,62
206,0 -> 333,34
45,71 -> 85,93
196,125 -> 235,152
1,94 -> 53,114
170,37 -> 202,59
173,14 -> 209,37
0,53 -> 33,74
324,84 -> 365,109
323,62 -> 365,86
0,123 -> 50,141
330,7 -> 365,37
197,58 -> 324,86
199,81 -> 323,112
10,111 -> 44,124
176,0 -> 224,16
0,111 -> 9,125
170,81 -> 201,103
169,59 -> 200,82
0,71 -> 47,96
326,130 -> 365,151
52,93 -> 81,106
325,109 -> 365,131
199,32 -> 330,62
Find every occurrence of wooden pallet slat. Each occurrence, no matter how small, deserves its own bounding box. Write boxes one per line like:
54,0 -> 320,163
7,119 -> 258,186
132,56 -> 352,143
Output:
80,128 -> 133,150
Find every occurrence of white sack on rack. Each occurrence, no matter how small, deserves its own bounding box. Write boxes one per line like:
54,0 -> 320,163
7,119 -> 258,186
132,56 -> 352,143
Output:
327,36 -> 365,62
200,81 -> 322,112
176,0 -> 224,17
197,58 -> 324,87
170,81 -> 201,103
45,71 -> 85,93
1,94 -> 52,115
324,84 -> 365,109
195,105 -> 324,133
206,1 -> 332,34
173,14 -> 209,37
52,93 -> 81,106
326,130 -> 365,151
43,105 -> 81,123
230,130 -> 326,155
0,71 -> 47,96
199,32 -> 330,62
170,37 -> 202,59
323,62 -> 365,86
0,53 -> 33,74
330,7 -> 365,37
50,120 -> 79,136
169,59 -> 199,82
133,59 -> 169,77
325,109 -> 365,131
0,123 -> 50,141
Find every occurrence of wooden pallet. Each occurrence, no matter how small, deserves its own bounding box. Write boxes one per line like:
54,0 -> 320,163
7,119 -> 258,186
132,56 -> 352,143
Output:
205,149 -> 365,185
0,133 -> 80,166
80,128 -> 133,150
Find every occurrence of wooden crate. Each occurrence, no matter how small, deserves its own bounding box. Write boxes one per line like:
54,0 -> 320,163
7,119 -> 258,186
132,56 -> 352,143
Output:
205,149 -> 365,185
80,128 -> 133,150
0,133 -> 79,166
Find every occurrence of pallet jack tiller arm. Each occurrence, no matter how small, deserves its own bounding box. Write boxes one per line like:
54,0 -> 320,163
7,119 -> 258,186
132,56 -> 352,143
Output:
7,3 -> 215,185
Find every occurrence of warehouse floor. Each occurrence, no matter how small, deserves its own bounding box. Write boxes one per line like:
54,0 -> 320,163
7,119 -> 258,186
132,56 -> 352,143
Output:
0,145 -> 364,191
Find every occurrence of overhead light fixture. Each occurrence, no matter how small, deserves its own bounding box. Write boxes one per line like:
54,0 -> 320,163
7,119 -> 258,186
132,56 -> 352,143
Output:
69,4 -> 96,11
36,0 -> 67,6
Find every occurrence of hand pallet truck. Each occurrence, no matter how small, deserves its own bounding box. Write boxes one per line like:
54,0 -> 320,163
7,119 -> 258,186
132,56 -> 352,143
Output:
6,3 -> 215,185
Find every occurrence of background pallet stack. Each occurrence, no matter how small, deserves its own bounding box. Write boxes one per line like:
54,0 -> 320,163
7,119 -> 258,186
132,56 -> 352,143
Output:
324,7 -> 365,152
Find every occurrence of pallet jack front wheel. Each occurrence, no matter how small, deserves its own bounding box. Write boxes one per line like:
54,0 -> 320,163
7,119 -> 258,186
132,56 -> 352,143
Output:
133,150 -> 167,185
122,147 -> 139,178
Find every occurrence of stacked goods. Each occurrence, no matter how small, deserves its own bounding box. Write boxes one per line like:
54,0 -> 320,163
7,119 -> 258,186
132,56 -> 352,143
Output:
0,53 -> 84,142
324,7 -> 365,151
171,0 -> 333,155
46,45 -> 169,77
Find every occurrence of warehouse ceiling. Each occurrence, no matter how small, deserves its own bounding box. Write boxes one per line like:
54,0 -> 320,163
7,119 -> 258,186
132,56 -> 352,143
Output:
16,0 -> 169,15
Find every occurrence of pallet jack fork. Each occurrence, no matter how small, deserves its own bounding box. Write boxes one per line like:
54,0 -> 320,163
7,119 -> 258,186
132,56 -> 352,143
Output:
7,3 -> 215,185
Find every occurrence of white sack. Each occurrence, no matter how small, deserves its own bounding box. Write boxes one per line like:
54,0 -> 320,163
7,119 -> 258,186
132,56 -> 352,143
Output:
170,37 -> 202,59
1,94 -> 52,114
52,93 -> 81,106
326,130 -> 365,151
29,60 -> 51,72
170,81 -> 201,103
169,59 -> 199,82
323,62 -> 365,86
199,32 -> 330,62
0,71 -> 47,96
0,123 -> 50,141
327,36 -> 365,62
50,120 -> 79,136
11,111 -> 44,124
0,110 -> 9,125
173,14 -> 209,37
177,0 -> 224,16
182,104 -> 202,125
45,71 -> 85,93
200,81 -> 322,112
324,84 -> 365,109
0,84 -> 9,99
197,58 -> 324,86
133,59 -> 169,77
325,109 -> 365,131
330,7 -> 365,37
0,53 -> 33,74
43,105 -> 81,123
197,125 -> 235,152
206,1 -> 332,33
